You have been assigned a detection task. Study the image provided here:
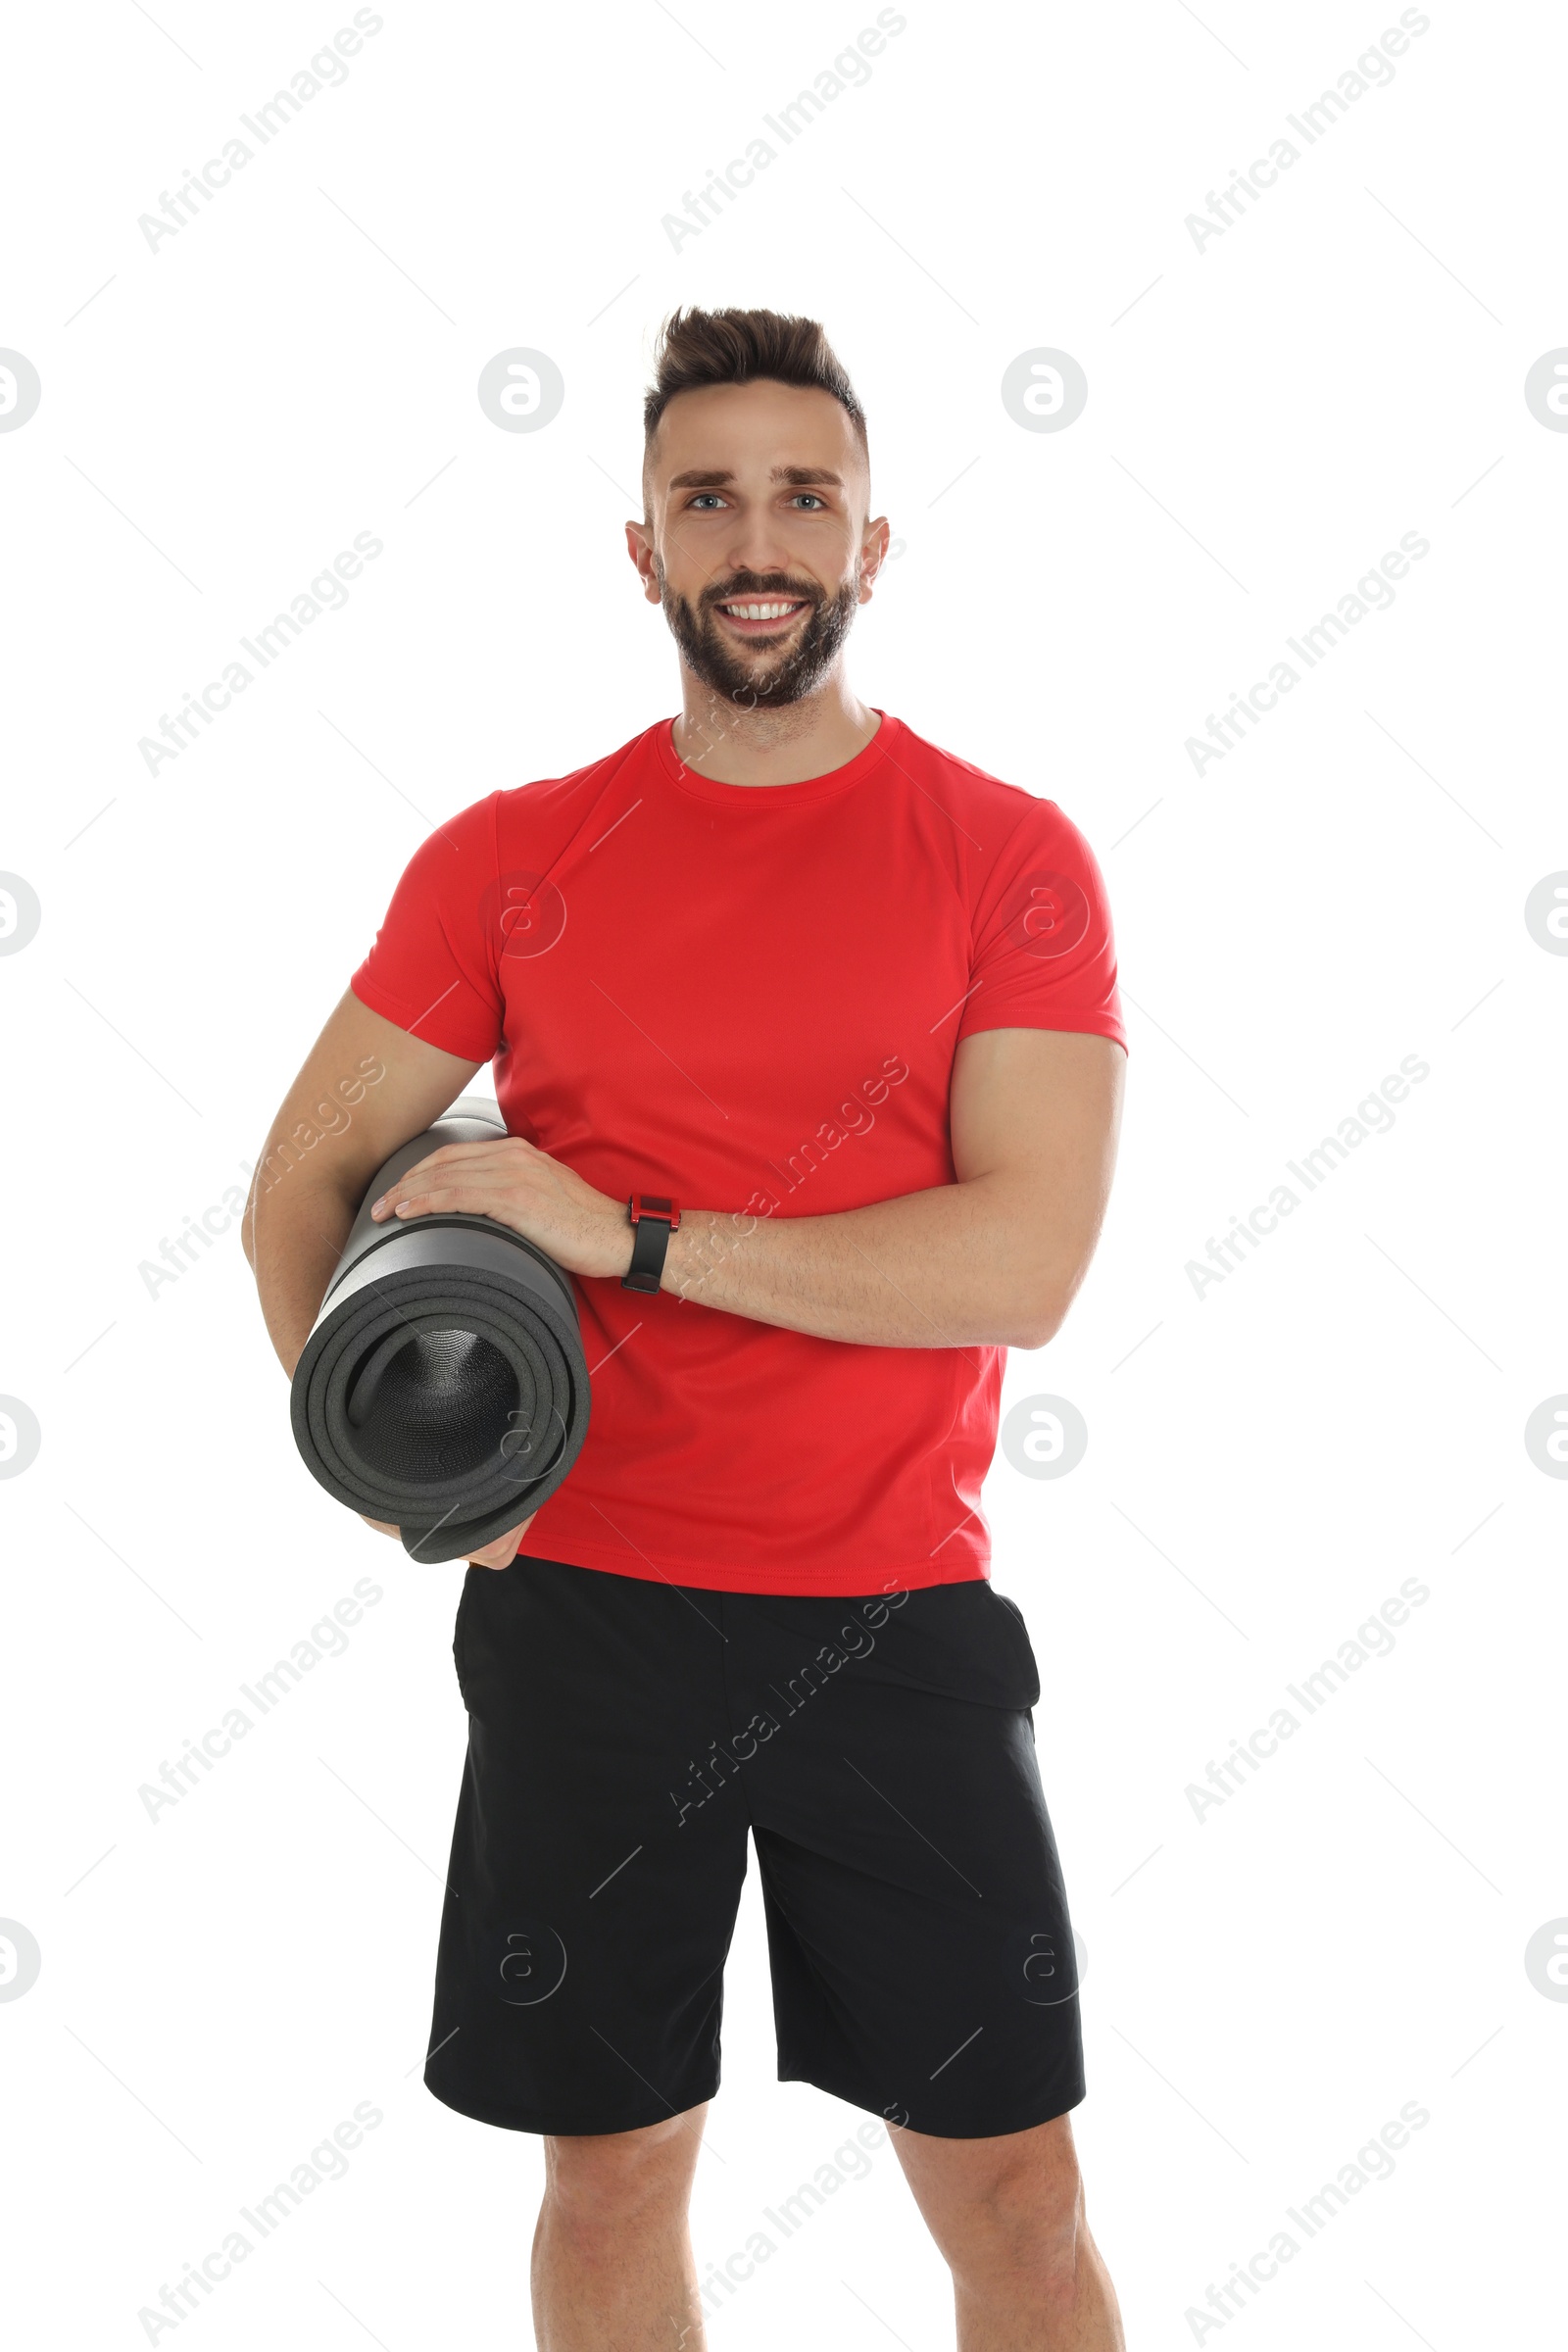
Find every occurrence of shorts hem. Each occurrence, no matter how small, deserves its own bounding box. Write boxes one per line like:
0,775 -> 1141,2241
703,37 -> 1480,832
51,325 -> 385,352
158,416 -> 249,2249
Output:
423,2069 -> 721,2138
777,2066 -> 1088,2139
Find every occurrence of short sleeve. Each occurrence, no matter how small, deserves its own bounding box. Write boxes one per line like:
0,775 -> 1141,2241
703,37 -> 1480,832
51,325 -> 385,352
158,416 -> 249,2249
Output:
956,797 -> 1126,1053
348,793 -> 506,1062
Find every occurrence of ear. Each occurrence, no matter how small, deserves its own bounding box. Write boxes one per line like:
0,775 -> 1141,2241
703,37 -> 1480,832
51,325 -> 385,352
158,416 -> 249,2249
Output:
858,514 -> 892,601
624,517 -> 662,604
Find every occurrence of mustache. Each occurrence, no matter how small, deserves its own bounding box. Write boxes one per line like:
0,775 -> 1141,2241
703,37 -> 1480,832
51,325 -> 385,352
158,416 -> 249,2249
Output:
700,577 -> 820,609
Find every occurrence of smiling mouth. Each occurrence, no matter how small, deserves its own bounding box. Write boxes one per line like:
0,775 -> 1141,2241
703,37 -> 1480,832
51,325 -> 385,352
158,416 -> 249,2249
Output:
711,597 -> 810,634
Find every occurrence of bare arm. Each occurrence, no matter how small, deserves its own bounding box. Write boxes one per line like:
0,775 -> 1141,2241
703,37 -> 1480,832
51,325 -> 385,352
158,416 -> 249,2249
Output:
660,1027 -> 1124,1348
368,1026 -> 1125,1352
242,987 -> 482,1380
245,991 -> 542,1568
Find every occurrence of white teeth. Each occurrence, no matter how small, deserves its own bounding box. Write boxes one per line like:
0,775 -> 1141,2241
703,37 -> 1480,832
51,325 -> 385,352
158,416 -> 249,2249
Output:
721,601 -> 801,620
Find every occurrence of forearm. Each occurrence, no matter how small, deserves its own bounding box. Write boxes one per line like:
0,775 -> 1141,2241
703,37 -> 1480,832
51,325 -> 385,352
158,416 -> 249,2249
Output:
242,1170 -> 360,1379
359,1032 -> 1120,1352
658,1175 -> 1069,1350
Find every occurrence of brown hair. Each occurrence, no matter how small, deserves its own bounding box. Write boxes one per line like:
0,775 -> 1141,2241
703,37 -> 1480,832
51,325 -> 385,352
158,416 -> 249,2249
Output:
642,306 -> 867,505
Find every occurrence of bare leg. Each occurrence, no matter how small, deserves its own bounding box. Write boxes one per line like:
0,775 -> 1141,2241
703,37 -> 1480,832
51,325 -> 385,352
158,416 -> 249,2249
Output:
531,2101 -> 710,2351
890,2109 -> 1125,2351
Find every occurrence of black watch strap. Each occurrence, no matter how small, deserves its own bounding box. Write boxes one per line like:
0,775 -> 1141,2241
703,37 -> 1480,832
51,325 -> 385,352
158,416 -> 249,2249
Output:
622,1194 -> 681,1294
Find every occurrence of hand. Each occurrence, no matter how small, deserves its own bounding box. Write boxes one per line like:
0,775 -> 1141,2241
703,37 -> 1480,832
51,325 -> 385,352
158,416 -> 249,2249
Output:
359,1511 -> 537,1569
368,1136 -> 635,1281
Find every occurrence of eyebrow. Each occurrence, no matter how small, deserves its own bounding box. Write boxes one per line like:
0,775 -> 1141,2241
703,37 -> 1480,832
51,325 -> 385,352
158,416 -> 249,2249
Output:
665,465 -> 846,491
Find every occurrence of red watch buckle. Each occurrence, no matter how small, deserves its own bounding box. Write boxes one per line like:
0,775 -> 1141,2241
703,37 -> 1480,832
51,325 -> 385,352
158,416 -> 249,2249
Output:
628,1193 -> 681,1230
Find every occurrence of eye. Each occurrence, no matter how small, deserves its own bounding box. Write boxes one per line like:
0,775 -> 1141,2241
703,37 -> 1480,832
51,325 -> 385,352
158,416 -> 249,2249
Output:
791,493 -> 827,510
688,492 -> 726,510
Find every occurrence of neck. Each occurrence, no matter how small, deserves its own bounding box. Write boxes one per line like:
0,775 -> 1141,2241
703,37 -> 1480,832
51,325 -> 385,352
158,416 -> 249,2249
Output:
670,667 -> 880,785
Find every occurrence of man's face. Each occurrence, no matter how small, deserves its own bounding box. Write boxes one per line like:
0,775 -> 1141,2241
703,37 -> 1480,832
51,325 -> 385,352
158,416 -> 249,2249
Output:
630,378 -> 888,710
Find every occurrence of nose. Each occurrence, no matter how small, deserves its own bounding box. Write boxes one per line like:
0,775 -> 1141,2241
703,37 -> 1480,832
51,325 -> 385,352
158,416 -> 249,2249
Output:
712,515 -> 808,592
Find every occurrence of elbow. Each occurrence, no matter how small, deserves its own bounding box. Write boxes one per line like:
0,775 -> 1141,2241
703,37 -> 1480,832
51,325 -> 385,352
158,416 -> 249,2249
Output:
1008,1315 -> 1062,1352
1001,1292 -> 1067,1352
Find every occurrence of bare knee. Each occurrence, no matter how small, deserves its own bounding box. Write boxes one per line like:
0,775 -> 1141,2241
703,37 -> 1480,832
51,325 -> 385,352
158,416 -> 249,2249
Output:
542,2105 -> 705,2241
995,2157 -> 1082,2250
949,2144 -> 1089,2300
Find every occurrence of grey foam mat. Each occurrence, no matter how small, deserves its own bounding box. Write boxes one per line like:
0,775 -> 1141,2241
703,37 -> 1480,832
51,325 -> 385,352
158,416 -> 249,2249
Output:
289,1097 -> 590,1561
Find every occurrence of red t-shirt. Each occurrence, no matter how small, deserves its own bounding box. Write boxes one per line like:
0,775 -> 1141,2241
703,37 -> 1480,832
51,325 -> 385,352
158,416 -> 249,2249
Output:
348,710 -> 1126,1596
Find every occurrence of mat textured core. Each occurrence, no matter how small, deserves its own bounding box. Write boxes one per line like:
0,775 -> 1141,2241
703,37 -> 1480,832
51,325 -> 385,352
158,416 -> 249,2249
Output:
289,1097 -> 590,1561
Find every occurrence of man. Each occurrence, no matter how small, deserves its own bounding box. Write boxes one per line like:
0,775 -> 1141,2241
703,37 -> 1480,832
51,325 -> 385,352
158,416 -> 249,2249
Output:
245,305 -> 1128,2350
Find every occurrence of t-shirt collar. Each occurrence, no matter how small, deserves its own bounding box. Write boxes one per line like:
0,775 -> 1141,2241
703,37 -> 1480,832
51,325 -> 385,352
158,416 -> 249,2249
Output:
655,708 -> 898,807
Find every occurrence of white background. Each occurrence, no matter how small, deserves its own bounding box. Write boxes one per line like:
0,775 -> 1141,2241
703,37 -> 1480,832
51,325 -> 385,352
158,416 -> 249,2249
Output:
1,0 -> 1563,2344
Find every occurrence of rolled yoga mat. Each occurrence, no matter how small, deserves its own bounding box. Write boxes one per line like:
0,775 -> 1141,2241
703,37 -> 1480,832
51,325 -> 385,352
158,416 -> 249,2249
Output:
289,1096 -> 591,1562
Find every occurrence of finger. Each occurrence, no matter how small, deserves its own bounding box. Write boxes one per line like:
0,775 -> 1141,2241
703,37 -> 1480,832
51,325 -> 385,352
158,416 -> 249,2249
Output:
376,1186 -> 465,1219
370,1175 -> 439,1216
368,1145 -> 478,1216
467,1514 -> 535,1569
387,1183 -> 525,1222
368,1152 -> 439,1213
469,1532 -> 517,1566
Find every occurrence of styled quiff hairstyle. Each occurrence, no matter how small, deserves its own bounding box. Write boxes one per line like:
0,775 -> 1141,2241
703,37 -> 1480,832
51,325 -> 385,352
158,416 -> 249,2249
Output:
641,306 -> 868,514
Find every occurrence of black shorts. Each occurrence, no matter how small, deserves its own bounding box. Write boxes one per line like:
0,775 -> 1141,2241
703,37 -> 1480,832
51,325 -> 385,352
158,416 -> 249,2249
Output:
423,1555 -> 1085,2139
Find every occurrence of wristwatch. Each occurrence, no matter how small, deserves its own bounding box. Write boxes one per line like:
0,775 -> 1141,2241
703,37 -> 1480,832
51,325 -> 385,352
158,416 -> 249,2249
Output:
622,1194 -> 681,1294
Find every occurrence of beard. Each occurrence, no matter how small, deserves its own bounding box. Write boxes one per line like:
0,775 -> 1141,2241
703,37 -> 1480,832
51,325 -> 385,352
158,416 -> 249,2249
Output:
656,563 -> 860,710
